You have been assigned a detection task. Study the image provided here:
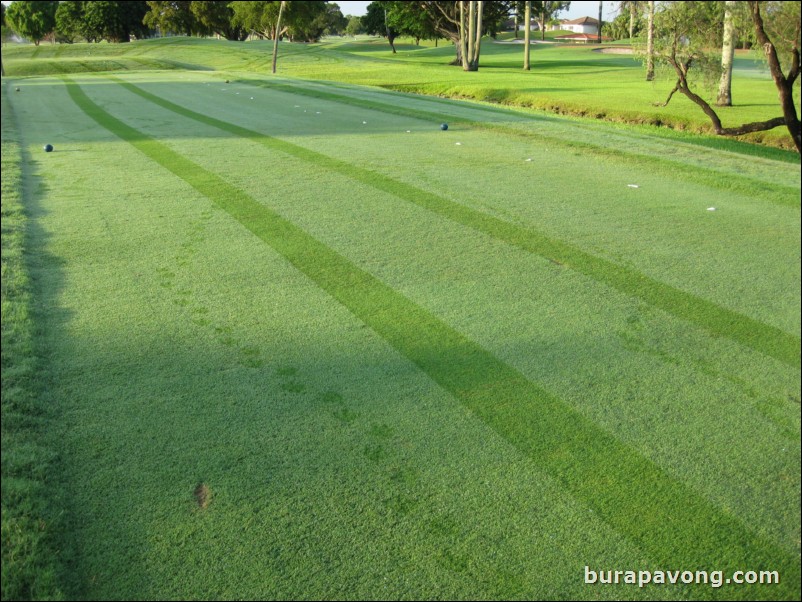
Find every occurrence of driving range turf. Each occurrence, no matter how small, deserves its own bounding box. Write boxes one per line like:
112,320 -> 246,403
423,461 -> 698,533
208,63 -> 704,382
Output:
2,61 -> 800,599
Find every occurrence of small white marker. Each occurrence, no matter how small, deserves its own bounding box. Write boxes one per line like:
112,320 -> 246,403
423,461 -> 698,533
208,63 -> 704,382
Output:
362,121 -> 368,124
316,111 -> 321,114
707,207 -> 716,211
525,158 -> 532,162
455,142 -> 462,145
250,97 -> 254,100
627,184 -> 639,188
406,130 -> 411,133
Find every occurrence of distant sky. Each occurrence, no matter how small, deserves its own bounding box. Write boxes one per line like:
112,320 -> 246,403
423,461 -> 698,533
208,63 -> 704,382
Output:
337,1 -> 620,20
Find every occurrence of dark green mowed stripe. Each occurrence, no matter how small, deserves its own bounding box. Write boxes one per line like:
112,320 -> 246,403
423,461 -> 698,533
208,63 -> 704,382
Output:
65,78 -> 799,599
113,77 -> 799,368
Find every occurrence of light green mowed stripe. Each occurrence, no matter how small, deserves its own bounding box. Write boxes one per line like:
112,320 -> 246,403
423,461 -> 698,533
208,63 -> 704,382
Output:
64,78 -> 800,600
111,77 -> 800,368
249,77 -> 800,203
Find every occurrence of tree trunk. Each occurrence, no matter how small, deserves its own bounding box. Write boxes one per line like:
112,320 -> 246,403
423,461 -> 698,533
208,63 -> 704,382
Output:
459,1 -> 482,71
716,0 -> 736,106
514,7 -> 519,39
597,1 -> 602,43
524,1 -> 531,70
459,1 -> 468,69
467,1 -> 476,69
646,0 -> 655,81
271,0 -> 285,74
629,2 -> 635,39
473,1 -> 483,69
539,9 -> 545,41
385,8 -> 396,53
747,1 -> 801,152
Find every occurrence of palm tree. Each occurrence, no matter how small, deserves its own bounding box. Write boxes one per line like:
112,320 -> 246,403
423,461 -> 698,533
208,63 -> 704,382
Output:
618,0 -> 640,39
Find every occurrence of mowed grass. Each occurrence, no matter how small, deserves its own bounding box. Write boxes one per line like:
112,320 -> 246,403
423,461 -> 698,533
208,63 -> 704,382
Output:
3,35 -> 800,150
1,82 -> 64,601
2,63 -> 800,601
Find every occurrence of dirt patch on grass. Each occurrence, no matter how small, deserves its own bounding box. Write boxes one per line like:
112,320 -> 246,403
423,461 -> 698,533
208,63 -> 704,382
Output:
193,483 -> 210,509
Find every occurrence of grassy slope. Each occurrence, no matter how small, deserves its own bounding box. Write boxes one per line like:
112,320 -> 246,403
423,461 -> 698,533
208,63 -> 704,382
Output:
2,67 -> 799,600
3,36 -> 800,150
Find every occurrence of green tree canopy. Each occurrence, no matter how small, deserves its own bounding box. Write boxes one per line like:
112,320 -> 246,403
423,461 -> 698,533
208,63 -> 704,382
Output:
81,1 -> 150,43
345,15 -> 364,36
190,1 -> 247,40
362,1 -> 401,51
144,1 -> 197,36
55,1 -> 87,42
231,1 -> 332,42
324,3 -> 348,35
5,1 -> 58,46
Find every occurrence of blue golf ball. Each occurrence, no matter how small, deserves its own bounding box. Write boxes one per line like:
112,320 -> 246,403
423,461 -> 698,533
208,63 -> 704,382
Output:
440,123 -> 448,131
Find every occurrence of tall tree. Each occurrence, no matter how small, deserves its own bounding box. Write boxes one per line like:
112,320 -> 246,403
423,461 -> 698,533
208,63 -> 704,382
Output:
346,15 -> 364,36
190,1 -> 247,40
231,1 -> 282,39
272,0 -> 285,73
716,0 -> 736,106
283,1 -> 332,42
5,1 -> 58,46
55,0 -> 86,42
390,2 -> 439,45
362,1 -> 399,53
417,1 -> 511,65
144,1 -> 197,36
536,1 -> 570,41
325,4 -> 349,36
82,1 -> 149,43
523,0 -> 531,70
459,0 -> 484,71
231,1 -> 330,42
645,0 -> 654,80
618,0 -> 640,39
1,2 -> 5,75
